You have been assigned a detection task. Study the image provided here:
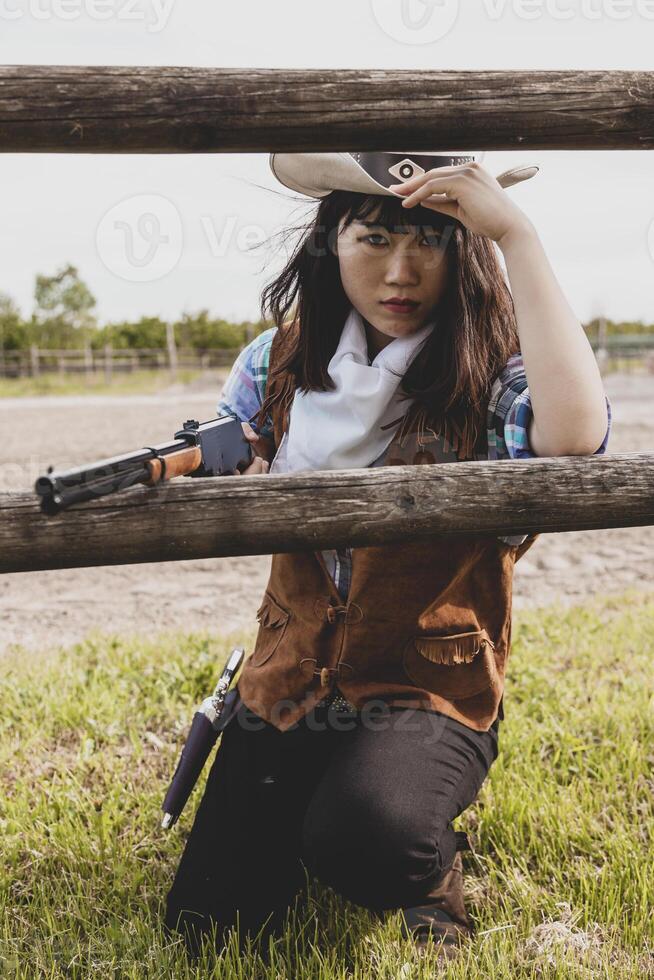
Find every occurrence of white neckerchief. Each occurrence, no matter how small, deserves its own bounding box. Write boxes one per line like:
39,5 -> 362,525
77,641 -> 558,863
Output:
269,306 -> 435,474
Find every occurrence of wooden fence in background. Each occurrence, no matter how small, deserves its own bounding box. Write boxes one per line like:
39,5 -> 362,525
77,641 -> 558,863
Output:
0,345 -> 242,380
1,337 -> 652,381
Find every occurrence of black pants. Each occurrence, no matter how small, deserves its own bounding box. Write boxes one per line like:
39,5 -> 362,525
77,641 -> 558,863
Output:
164,696 -> 500,955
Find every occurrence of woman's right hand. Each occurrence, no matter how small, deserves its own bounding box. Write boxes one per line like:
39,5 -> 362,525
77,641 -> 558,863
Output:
233,421 -> 270,476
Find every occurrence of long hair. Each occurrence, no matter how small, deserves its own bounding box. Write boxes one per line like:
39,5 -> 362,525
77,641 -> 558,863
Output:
255,190 -> 520,458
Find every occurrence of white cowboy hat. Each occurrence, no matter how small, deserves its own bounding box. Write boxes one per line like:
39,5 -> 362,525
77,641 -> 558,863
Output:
270,150 -> 539,199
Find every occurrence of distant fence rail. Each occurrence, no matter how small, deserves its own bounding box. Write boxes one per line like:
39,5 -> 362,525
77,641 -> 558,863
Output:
0,345 -> 242,379
1,339 -> 653,380
589,336 -> 654,373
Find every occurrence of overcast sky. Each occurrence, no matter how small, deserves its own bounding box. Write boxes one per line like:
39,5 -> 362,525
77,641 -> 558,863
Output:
0,1 -> 653,326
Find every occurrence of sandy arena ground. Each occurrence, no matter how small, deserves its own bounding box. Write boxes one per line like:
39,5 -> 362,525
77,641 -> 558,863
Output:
1,371 -> 652,654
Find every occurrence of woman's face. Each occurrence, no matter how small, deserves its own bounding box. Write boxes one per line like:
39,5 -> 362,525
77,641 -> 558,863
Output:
335,205 -> 451,354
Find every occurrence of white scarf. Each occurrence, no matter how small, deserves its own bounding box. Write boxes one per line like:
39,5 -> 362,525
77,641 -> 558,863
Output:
269,306 -> 435,474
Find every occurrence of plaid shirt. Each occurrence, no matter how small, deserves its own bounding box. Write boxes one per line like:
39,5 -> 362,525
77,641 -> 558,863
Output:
218,326 -> 612,601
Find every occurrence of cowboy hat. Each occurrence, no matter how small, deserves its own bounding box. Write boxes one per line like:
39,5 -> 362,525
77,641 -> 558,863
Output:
270,150 -> 539,199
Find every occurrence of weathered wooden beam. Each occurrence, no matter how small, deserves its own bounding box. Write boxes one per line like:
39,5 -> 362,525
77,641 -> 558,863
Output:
0,67 -> 652,153
1,454 -> 652,574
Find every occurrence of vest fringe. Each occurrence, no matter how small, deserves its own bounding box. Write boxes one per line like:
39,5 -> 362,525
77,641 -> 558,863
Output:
256,595 -> 288,628
414,631 -> 493,665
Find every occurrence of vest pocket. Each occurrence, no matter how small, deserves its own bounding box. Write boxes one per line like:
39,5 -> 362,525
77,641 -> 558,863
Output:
250,591 -> 291,667
402,628 -> 497,700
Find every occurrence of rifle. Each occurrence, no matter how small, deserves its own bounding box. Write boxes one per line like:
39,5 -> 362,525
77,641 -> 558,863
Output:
34,415 -> 253,515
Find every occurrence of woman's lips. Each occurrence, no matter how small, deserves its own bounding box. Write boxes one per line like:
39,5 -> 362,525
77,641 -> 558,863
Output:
381,300 -> 419,314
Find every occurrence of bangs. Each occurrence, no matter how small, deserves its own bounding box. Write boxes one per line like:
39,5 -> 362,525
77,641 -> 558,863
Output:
340,192 -> 456,238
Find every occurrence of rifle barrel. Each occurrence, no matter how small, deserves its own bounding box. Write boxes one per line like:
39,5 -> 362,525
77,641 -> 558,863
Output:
35,437 -> 199,515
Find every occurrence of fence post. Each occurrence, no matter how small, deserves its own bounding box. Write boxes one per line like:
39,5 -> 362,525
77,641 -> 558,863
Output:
84,342 -> 93,381
596,315 -> 608,374
30,344 -> 40,377
166,322 -> 178,382
104,343 -> 113,384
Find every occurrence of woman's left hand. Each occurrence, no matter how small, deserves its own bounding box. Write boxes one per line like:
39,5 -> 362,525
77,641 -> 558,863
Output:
389,161 -> 532,245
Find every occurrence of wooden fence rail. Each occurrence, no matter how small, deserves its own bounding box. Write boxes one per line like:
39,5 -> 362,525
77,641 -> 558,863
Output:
0,346 -> 242,378
1,453 -> 652,574
0,67 -> 653,153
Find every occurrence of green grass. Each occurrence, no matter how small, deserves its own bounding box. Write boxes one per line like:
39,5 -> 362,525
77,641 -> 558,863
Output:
1,590 -> 653,978
0,369 -> 208,398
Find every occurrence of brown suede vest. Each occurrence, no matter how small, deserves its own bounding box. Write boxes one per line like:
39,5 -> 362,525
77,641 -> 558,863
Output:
236,324 -> 539,732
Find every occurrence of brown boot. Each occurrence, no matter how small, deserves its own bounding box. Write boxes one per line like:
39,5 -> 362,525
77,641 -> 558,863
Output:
399,839 -> 474,959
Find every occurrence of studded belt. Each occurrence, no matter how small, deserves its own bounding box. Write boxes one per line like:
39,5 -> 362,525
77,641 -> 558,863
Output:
314,686 -> 358,713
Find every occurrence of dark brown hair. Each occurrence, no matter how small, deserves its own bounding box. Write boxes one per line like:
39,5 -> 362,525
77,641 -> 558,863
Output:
255,190 -> 520,459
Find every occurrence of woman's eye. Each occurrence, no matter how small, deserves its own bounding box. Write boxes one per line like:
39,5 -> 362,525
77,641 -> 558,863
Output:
362,234 -> 388,246
421,235 -> 443,247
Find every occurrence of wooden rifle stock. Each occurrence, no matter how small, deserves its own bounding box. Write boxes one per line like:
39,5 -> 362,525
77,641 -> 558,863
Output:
145,445 -> 203,484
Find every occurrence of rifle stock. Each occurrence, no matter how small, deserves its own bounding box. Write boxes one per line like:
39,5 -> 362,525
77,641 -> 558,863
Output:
145,445 -> 203,484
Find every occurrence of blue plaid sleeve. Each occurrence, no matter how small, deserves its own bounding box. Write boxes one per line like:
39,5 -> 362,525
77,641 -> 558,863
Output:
216,327 -> 277,439
487,352 -> 612,460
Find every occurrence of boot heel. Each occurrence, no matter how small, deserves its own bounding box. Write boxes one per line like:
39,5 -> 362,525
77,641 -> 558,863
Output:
399,851 -> 474,957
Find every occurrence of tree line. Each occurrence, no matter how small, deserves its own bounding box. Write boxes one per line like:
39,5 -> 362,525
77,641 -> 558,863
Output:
0,263 -> 651,354
0,264 -> 270,352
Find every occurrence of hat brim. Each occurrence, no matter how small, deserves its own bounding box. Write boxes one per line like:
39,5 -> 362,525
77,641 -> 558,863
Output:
270,152 -> 538,198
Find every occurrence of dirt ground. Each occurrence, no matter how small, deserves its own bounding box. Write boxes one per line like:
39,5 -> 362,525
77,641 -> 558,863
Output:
1,370 -> 653,654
